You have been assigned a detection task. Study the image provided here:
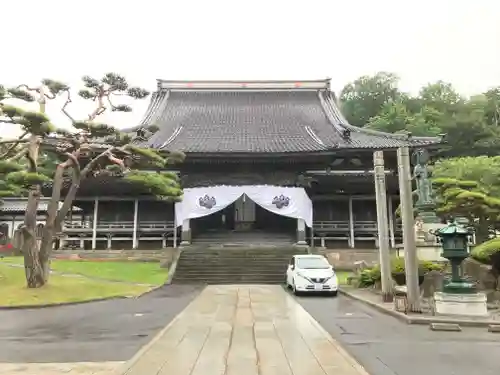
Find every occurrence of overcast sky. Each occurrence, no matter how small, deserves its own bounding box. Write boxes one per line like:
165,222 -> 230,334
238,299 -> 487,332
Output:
1,0 -> 499,135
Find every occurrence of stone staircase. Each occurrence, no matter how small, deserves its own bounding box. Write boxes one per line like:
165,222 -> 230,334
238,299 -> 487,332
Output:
171,246 -> 308,284
191,229 -> 295,248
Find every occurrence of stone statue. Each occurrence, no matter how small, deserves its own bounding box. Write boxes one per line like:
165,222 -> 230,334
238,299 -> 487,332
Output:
413,149 -> 433,206
412,148 -> 441,227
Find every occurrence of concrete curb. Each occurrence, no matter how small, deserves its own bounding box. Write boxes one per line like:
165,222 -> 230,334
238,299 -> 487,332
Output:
339,289 -> 411,324
0,295 -> 129,310
0,284 -> 162,310
340,288 -> 500,328
135,284 -> 165,297
164,248 -> 182,285
113,286 -> 205,375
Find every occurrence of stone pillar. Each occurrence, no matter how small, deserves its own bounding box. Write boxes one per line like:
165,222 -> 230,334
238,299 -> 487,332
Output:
180,219 -> 191,246
296,218 -> 307,246
91,198 -> 99,250
373,151 -> 393,302
397,146 -> 421,312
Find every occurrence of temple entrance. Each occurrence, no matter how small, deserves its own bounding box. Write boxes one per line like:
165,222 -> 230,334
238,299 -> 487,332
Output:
176,185 -> 312,246
233,195 -> 256,231
192,197 -> 295,237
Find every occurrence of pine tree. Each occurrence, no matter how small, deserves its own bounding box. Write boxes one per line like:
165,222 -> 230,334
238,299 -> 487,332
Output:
0,73 -> 183,288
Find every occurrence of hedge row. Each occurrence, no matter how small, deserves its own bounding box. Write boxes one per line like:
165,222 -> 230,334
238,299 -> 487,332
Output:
358,257 -> 445,287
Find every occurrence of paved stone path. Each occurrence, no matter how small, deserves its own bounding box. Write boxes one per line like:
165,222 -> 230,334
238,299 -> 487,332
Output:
0,361 -> 122,375
120,285 -> 369,375
297,293 -> 500,375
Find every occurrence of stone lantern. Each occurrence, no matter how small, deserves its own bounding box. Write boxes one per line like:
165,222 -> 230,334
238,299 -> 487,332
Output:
433,221 -> 476,294
432,221 -> 488,316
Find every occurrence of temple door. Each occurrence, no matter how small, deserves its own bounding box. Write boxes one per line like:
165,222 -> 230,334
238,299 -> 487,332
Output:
234,194 -> 256,231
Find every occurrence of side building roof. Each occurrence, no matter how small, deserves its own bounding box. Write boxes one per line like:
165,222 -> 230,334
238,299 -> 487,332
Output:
132,79 -> 442,154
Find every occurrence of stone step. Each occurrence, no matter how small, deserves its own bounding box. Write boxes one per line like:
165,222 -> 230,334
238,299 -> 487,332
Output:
179,251 -> 298,255
177,256 -> 294,261
174,269 -> 287,275
175,263 -> 289,268
171,244 -> 306,285
171,277 -> 286,284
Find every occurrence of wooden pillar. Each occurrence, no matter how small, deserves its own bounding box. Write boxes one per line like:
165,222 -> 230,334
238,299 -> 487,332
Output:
132,199 -> 139,249
388,195 -> 396,248
91,198 -> 99,250
173,212 -> 177,248
397,146 -> 421,312
181,219 -> 191,246
348,196 -> 355,248
374,151 -> 393,302
296,218 -> 307,245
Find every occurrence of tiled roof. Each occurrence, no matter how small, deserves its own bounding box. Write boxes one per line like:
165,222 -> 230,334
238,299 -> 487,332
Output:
0,198 -> 82,213
134,79 -> 442,154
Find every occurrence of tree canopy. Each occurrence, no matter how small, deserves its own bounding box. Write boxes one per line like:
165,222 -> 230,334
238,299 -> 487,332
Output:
339,73 -> 500,156
431,157 -> 500,243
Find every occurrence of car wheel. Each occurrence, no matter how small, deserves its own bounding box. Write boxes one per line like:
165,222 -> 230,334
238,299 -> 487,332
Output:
292,280 -> 299,295
330,291 -> 338,297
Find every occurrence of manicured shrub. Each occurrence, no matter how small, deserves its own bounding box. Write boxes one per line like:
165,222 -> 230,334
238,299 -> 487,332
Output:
471,238 -> 500,264
356,256 -> 446,287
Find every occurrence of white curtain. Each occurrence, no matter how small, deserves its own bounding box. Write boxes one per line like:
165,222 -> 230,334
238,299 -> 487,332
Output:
174,185 -> 244,225
175,185 -> 313,227
245,185 -> 313,227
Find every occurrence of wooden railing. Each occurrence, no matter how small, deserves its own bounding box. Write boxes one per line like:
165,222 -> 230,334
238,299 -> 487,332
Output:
313,220 -> 402,233
312,220 -> 378,233
64,220 -> 175,231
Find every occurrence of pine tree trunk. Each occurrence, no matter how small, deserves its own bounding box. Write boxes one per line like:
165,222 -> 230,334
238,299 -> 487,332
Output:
23,230 -> 46,288
22,133 -> 43,288
475,218 -> 490,244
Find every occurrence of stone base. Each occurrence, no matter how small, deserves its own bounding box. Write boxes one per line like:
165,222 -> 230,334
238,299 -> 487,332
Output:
434,292 -> 488,317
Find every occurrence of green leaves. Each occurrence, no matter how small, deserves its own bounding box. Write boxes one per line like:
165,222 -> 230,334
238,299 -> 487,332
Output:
42,79 -> 69,95
0,104 -> 25,118
127,87 -> 150,99
111,104 -> 132,112
82,76 -> 101,89
126,145 -> 165,166
6,171 -> 51,187
0,161 -> 23,174
18,111 -> 53,135
78,89 -> 95,100
471,237 -> 500,263
73,121 -> 118,137
102,73 -> 128,91
7,87 -> 35,102
124,171 -> 182,201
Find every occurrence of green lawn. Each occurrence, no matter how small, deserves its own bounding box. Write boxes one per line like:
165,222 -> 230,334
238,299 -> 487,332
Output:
336,271 -> 352,285
0,257 -> 168,286
0,264 -> 152,307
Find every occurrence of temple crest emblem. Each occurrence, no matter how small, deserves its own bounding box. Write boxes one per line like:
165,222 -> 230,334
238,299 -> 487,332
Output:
199,195 -> 216,209
272,194 -> 290,209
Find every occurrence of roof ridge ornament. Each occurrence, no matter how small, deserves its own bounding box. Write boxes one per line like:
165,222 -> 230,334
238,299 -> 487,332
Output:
156,79 -> 331,91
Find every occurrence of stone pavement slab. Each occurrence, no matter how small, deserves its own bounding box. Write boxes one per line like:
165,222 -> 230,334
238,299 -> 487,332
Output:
0,361 -> 123,375
118,285 -> 369,375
